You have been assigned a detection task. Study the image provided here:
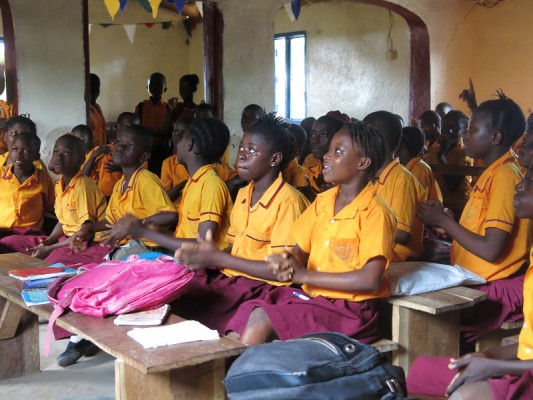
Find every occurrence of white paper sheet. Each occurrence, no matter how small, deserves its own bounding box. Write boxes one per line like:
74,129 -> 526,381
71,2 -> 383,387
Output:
127,320 -> 220,349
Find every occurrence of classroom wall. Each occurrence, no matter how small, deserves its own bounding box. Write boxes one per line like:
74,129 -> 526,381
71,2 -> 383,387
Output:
9,0 -> 86,164
274,2 -> 411,122
89,0 -> 205,123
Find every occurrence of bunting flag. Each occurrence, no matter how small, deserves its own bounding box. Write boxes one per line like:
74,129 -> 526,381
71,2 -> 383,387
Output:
161,21 -> 172,30
137,0 -> 152,13
123,24 -> 137,43
119,0 -> 128,11
145,22 -> 154,28
104,0 -> 120,19
169,0 -> 186,14
292,0 -> 301,20
148,0 -> 162,18
284,2 -> 296,22
196,1 -> 203,17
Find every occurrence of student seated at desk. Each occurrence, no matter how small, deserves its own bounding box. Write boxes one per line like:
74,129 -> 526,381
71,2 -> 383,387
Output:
417,92 -> 531,343
0,132 -> 55,240
107,117 -> 233,252
364,111 -> 427,262
407,164 -> 533,400
191,121 -> 396,345
0,135 -> 107,262
170,114 -> 309,334
67,124 -> 177,263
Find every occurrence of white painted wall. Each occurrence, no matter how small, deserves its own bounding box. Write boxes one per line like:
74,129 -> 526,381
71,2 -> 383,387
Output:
89,0 -> 205,122
9,0 -> 86,164
275,2 -> 410,122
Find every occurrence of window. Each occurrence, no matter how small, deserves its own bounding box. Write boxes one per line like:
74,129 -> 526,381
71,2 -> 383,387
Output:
274,32 -> 306,122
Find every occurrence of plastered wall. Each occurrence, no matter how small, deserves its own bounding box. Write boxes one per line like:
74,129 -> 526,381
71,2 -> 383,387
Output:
89,0 -> 205,123
275,2 -> 410,122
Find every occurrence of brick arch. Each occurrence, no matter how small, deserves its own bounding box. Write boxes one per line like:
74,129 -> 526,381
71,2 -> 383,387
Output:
349,0 -> 430,120
0,0 -> 17,111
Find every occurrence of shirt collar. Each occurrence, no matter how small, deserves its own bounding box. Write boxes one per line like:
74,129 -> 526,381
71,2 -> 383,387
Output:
59,171 -> 84,193
473,150 -> 516,193
189,164 -> 215,183
121,164 -> 146,193
376,158 -> 400,185
405,157 -> 420,171
2,164 -> 39,184
317,182 -> 376,219
243,173 -> 285,210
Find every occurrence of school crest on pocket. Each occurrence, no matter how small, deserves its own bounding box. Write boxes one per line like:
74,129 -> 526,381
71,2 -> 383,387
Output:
331,238 -> 359,264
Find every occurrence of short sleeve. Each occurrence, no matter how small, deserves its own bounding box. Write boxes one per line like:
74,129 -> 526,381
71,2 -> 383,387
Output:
358,202 -> 396,267
389,175 -> 418,234
484,167 -> 521,233
291,198 -> 319,254
269,192 -> 309,254
198,176 -> 230,224
137,173 -> 176,216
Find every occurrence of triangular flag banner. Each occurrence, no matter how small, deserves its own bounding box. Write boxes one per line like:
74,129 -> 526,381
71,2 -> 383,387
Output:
170,0 -> 186,14
161,21 -> 172,30
104,0 -> 120,19
145,22 -> 155,28
148,0 -> 162,18
88,23 -> 92,35
196,1 -> 203,17
284,2 -> 295,22
100,23 -> 113,28
123,24 -> 137,43
292,0 -> 301,20
137,0 -> 152,13
119,0 -> 128,11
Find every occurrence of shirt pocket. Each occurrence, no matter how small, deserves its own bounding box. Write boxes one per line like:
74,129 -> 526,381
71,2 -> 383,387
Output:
330,237 -> 359,267
18,194 -> 44,223
244,227 -> 272,252
461,195 -> 485,232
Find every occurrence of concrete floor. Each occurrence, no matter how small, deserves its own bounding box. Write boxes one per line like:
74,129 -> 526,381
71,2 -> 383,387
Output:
0,322 -> 115,400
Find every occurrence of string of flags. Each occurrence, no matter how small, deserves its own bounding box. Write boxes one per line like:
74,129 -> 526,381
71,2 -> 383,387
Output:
104,0 -> 203,19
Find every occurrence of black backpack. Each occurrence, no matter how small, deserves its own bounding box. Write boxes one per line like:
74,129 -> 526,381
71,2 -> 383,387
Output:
224,332 -> 413,400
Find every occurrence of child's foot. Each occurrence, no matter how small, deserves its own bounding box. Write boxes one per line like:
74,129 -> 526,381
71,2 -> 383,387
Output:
56,339 -> 98,367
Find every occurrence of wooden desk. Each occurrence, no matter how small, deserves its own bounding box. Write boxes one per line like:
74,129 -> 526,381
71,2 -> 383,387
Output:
381,286 -> 487,373
0,253 -> 246,399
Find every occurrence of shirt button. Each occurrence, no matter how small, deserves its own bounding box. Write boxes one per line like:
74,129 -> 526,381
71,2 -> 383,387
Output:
325,240 -> 329,246
526,348 -> 531,354
330,219 -> 335,224
317,267 -> 321,271
311,291 -> 315,296
524,322 -> 528,328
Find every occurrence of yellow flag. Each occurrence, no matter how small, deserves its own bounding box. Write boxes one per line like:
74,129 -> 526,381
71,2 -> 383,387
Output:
148,0 -> 162,18
104,0 -> 120,19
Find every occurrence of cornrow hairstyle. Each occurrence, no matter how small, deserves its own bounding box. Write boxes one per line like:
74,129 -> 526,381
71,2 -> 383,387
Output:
6,115 -> 37,135
418,110 -> 441,127
345,121 -> 388,182
13,131 -> 41,154
187,117 -> 230,164
443,110 -> 469,132
247,112 -> 294,172
476,90 -> 526,146
56,133 -> 86,160
316,115 -> 345,137
180,74 -> 200,92
123,124 -> 154,154
401,126 -> 425,158
363,111 -> 402,155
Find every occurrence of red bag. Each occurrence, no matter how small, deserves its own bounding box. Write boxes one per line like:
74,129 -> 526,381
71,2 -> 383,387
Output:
44,255 -> 193,355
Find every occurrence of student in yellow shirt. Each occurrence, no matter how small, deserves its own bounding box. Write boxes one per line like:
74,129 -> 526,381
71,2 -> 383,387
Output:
107,117 -> 232,252
418,92 -> 531,343
204,121 -> 396,345
69,125 -> 177,261
283,123 -> 308,188
398,125 -> 443,202
364,111 -> 427,262
0,133 -> 55,241
407,164 -> 533,400
0,135 -> 106,260
174,114 -> 309,333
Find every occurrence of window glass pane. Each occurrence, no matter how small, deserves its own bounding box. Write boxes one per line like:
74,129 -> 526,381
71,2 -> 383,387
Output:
274,38 -> 286,118
289,36 -> 305,120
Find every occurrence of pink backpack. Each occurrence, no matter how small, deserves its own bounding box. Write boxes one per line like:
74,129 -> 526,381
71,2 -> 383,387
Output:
44,255 -> 193,356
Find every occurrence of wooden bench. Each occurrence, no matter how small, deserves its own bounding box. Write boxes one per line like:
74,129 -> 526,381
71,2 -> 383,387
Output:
372,338 -> 398,353
476,320 -> 524,352
0,253 -> 246,400
380,286 -> 487,373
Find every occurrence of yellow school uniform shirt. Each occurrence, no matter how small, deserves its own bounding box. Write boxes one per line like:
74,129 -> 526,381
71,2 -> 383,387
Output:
160,155 -> 189,210
90,103 -> 106,146
451,151 -> 531,281
213,162 -> 238,181
302,154 -> 320,169
374,159 -> 427,262
518,248 -> 533,360
175,164 -> 232,250
0,100 -> 14,153
222,174 -> 310,285
283,158 -> 308,187
425,140 -> 473,201
406,156 -> 443,202
0,165 -> 55,229
292,183 -> 397,302
304,157 -> 323,192
106,166 -> 176,246
55,172 -> 107,236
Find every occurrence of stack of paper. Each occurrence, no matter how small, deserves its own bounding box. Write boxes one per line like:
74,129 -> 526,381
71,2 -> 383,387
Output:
127,320 -> 220,349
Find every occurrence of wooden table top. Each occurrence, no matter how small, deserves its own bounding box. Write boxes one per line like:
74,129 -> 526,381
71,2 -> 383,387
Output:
0,253 -> 246,374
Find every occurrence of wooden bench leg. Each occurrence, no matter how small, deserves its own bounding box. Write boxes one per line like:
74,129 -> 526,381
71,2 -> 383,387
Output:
0,298 -> 40,380
391,305 -> 460,374
115,358 -> 226,400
